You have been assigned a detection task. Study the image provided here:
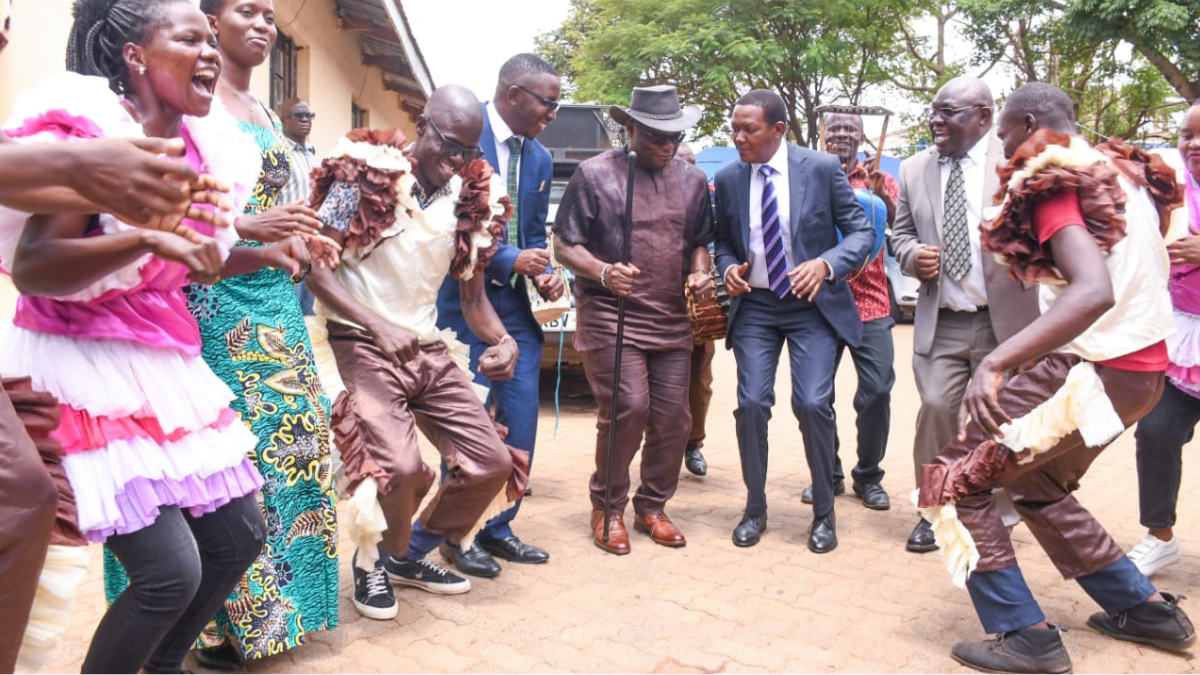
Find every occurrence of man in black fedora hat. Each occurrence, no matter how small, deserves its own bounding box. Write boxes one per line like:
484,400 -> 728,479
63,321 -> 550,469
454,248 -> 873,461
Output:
554,84 -> 715,555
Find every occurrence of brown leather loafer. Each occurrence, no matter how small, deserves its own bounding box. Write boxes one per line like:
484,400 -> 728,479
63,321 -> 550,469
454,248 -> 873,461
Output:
633,512 -> 687,547
591,509 -> 630,555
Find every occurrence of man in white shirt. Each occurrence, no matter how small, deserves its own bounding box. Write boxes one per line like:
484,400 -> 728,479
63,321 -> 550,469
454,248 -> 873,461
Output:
891,76 -> 1039,553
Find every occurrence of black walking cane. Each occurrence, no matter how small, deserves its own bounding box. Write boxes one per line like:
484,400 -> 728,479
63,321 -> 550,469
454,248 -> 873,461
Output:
603,150 -> 637,543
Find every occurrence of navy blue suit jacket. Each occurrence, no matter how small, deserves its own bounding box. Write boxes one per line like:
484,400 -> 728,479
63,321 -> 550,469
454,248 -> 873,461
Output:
713,143 -> 875,348
437,103 -> 553,344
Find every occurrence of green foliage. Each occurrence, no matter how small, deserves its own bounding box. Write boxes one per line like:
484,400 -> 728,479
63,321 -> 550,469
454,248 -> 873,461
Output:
537,0 -> 920,147
1064,0 -> 1200,100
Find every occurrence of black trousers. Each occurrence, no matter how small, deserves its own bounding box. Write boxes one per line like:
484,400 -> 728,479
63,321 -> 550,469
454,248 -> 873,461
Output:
1135,380 -> 1200,529
82,495 -> 265,674
832,315 -> 895,486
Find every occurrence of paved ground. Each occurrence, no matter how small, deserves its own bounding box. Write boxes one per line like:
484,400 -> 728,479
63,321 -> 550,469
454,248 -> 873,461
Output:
42,324 -> 1200,673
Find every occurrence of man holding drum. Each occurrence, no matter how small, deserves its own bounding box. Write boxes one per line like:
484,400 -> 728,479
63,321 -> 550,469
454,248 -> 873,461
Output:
554,85 -> 714,555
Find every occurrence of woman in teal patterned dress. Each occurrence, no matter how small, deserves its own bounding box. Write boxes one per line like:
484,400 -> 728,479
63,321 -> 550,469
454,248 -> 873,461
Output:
104,0 -> 339,666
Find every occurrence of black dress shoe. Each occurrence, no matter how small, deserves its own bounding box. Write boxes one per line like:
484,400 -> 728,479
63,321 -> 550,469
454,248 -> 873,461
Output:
439,541 -> 501,578
684,446 -> 708,476
852,482 -> 891,510
808,513 -> 837,553
801,479 -> 845,504
732,513 -> 767,547
477,534 -> 549,564
907,518 -> 938,553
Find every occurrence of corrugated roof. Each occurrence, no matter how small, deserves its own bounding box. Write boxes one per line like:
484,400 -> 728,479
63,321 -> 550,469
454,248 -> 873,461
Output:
333,0 -> 433,113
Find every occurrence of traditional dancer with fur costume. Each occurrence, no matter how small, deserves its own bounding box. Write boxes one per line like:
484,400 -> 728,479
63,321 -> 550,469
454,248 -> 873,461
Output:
306,85 -> 527,620
915,82 -> 1195,674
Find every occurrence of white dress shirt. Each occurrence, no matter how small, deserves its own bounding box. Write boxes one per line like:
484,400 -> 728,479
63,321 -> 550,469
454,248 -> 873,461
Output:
486,101 -> 521,188
746,141 -> 794,289
937,135 -> 990,310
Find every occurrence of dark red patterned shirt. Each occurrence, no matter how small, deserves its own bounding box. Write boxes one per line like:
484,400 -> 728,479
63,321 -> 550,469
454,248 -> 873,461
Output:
845,162 -> 899,322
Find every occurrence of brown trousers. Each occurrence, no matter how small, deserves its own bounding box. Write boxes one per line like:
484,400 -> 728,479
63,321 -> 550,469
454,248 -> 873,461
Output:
688,341 -> 715,447
327,322 -> 513,554
921,353 -> 1164,577
582,345 -> 692,515
0,390 -> 57,672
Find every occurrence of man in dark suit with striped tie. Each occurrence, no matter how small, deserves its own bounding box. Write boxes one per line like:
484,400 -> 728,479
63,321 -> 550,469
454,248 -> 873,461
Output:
713,89 -> 875,553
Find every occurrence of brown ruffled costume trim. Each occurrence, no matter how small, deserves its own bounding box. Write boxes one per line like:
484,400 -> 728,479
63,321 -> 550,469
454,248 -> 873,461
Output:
1094,138 -> 1184,236
451,158 -> 512,280
308,129 -> 409,252
2,377 -> 84,547
984,131 -> 1184,284
984,130 -> 1127,283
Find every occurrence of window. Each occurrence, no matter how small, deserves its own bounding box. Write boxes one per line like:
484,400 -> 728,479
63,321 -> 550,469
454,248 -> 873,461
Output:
351,101 -> 369,130
269,30 -> 297,110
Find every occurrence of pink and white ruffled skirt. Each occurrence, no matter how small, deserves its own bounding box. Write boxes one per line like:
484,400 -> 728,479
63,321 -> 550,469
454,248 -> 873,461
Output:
1167,308 -> 1200,399
1,327 -> 262,542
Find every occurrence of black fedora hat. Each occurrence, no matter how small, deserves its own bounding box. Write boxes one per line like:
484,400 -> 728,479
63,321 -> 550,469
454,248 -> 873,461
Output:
610,85 -> 702,134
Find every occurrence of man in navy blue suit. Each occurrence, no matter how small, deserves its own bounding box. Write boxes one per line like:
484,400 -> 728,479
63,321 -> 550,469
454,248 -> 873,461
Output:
713,89 -> 875,554
433,54 -> 563,577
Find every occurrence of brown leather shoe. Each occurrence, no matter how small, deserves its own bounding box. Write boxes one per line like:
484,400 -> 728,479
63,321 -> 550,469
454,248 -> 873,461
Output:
590,509 -> 630,555
633,512 -> 687,547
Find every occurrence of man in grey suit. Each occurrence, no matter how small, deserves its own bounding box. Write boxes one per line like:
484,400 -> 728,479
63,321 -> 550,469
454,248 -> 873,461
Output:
891,76 -> 1039,552
714,89 -> 875,553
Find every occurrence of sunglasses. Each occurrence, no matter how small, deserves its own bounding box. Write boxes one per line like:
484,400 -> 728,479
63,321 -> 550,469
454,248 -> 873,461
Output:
289,111 -> 316,121
637,124 -> 686,147
924,105 -> 987,122
513,83 -> 560,113
425,116 -> 484,161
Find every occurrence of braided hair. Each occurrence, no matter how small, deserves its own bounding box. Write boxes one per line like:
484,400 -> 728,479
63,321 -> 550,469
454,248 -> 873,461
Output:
65,0 -> 181,95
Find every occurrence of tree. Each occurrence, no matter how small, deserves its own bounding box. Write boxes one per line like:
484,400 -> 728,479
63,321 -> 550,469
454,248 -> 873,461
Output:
1064,0 -> 1200,102
958,0 -> 1179,140
537,0 -> 921,147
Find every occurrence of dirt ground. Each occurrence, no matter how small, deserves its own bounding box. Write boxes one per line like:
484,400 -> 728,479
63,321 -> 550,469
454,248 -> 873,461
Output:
42,324 -> 1200,673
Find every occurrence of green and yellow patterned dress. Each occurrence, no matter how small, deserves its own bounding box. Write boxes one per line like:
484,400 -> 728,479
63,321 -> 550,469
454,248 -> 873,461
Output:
103,110 -> 339,660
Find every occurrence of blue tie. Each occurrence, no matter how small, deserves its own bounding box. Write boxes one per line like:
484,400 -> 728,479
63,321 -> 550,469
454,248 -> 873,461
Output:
760,165 -> 789,299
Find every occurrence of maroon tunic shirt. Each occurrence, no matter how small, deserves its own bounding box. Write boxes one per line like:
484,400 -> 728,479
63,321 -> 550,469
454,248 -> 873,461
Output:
554,147 -> 714,352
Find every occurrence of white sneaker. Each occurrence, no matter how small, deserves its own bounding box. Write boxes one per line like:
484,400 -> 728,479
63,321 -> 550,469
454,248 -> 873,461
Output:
1128,534 -> 1181,577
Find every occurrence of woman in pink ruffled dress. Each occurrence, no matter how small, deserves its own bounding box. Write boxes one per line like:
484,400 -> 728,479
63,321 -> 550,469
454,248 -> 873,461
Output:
0,0 -> 313,671
1128,100 -> 1200,577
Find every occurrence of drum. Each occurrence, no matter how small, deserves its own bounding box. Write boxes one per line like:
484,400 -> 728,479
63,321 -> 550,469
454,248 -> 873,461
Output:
687,265 -> 731,344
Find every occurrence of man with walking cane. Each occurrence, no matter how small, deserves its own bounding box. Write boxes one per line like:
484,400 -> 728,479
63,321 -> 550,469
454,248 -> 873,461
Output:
554,85 -> 714,555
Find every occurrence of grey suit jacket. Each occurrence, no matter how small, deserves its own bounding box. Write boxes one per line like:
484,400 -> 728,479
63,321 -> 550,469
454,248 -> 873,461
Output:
890,136 -> 1039,355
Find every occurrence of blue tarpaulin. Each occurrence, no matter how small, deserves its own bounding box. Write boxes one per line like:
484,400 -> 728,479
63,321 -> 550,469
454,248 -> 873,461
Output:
694,146 -> 902,182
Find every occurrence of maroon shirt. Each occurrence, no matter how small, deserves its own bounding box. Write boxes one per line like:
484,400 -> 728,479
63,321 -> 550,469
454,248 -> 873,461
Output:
554,147 -> 714,352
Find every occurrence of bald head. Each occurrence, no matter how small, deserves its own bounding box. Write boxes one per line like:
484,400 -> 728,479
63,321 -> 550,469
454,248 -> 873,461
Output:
414,84 -> 484,193
929,76 -> 994,158
280,97 -> 313,143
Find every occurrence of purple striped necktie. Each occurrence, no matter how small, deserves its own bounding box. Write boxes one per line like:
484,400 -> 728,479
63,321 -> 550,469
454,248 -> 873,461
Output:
759,165 -> 790,299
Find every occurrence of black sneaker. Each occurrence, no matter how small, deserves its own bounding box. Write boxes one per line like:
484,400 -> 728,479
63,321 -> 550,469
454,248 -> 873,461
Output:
385,555 -> 472,595
353,560 -> 398,620
1088,592 -> 1196,652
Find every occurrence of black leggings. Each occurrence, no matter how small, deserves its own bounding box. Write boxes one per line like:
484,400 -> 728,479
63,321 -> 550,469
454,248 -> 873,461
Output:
82,494 -> 265,673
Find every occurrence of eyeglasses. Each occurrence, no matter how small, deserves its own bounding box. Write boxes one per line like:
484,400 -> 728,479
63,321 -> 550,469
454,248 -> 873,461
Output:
637,124 -> 685,147
289,111 -> 316,121
512,83 -> 560,113
425,116 -> 483,161
924,105 -> 988,122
